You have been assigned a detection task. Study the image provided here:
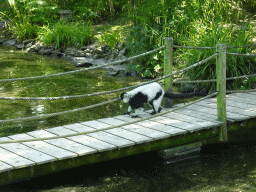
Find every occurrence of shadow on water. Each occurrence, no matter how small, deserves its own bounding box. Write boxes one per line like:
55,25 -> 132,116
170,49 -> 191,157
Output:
2,140 -> 256,192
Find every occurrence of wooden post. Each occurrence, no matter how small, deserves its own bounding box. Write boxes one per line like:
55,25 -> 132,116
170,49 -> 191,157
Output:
216,44 -> 227,142
163,37 -> 173,108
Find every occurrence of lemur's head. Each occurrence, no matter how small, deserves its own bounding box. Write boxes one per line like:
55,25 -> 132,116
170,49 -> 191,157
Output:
118,92 -> 130,103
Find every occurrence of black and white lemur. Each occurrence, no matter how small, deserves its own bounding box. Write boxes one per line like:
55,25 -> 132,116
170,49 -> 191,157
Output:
118,82 -> 206,118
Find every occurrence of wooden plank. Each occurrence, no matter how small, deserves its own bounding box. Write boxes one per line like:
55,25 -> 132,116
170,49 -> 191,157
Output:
46,126 -> 78,136
200,98 -> 256,117
227,93 -> 256,105
81,120 -> 111,130
158,141 -> 202,157
114,115 -> 138,122
7,133 -> 34,140
163,111 -> 218,123
87,131 -> 135,148
0,143 -> 56,165
97,117 -> 127,126
64,123 -> 96,133
185,104 -> 247,122
23,141 -> 77,160
0,147 -> 35,169
105,128 -> 153,144
121,124 -> 170,140
163,112 -> 222,129
27,130 -> 57,139
0,137 -> 12,142
0,161 -> 13,173
45,138 -> 97,156
151,116 -> 205,132
68,135 -> 116,152
175,108 -> 218,122
194,102 -> 250,121
136,120 -> 187,135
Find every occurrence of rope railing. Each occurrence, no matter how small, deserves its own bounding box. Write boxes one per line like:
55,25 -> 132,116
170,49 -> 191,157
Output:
0,53 -> 218,123
173,73 -> 256,84
0,92 -> 218,144
0,53 -> 218,101
226,52 -> 256,57
0,46 -> 165,83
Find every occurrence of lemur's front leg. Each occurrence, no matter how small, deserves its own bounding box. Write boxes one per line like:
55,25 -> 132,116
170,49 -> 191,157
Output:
123,106 -> 133,115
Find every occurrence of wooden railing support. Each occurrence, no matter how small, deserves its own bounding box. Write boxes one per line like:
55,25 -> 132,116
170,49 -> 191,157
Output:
163,37 -> 173,108
216,44 -> 228,142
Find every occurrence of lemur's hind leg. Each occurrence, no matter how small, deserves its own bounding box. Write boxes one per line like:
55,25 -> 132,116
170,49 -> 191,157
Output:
149,99 -> 162,115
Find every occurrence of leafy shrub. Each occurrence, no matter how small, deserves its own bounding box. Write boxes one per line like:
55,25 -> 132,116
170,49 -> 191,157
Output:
98,28 -> 122,48
179,22 -> 256,90
38,21 -> 92,49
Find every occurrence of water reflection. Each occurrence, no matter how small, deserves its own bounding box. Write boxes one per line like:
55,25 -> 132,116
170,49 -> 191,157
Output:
2,141 -> 256,192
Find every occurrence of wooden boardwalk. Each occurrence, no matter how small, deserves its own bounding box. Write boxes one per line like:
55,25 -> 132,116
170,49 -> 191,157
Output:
1,92 -> 256,186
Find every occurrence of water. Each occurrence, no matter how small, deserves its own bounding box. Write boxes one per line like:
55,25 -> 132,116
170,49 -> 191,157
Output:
1,141 -> 256,192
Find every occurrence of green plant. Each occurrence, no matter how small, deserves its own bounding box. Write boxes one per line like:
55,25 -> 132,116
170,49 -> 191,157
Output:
179,22 -> 256,90
38,21 -> 92,49
98,28 -> 122,48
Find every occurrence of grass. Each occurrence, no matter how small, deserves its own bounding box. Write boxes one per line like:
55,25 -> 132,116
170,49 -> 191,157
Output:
38,21 -> 92,49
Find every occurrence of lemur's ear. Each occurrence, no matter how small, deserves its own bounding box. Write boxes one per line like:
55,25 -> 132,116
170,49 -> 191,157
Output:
118,92 -> 127,100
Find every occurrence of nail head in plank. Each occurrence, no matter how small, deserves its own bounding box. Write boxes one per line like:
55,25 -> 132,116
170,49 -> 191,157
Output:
23,141 -> 77,160
45,138 -> 97,156
0,143 -> 56,165
68,135 -> 116,152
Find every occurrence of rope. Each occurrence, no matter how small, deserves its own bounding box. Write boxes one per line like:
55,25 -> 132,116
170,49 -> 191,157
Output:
0,92 -> 218,144
174,44 -> 256,49
173,45 -> 215,49
226,44 -> 256,49
173,73 -> 256,84
0,98 -> 118,124
0,53 -> 218,101
227,89 -> 256,94
0,46 -> 165,83
226,52 -> 256,57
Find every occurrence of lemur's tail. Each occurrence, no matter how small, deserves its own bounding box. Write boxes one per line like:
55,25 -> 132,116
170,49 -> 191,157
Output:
164,91 -> 207,99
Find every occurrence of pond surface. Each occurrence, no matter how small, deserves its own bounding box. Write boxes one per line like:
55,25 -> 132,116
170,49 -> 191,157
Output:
1,141 -> 256,192
0,45 -> 142,137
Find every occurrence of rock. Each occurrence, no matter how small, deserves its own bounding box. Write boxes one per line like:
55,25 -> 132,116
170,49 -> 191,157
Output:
64,48 -> 76,56
116,42 -> 125,50
15,44 -> 24,49
3,39 -> 17,46
80,46 -> 88,50
119,47 -> 127,56
74,50 -> 86,57
22,39 -> 36,44
38,48 -> 53,55
25,42 -> 34,49
51,50 -> 63,57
